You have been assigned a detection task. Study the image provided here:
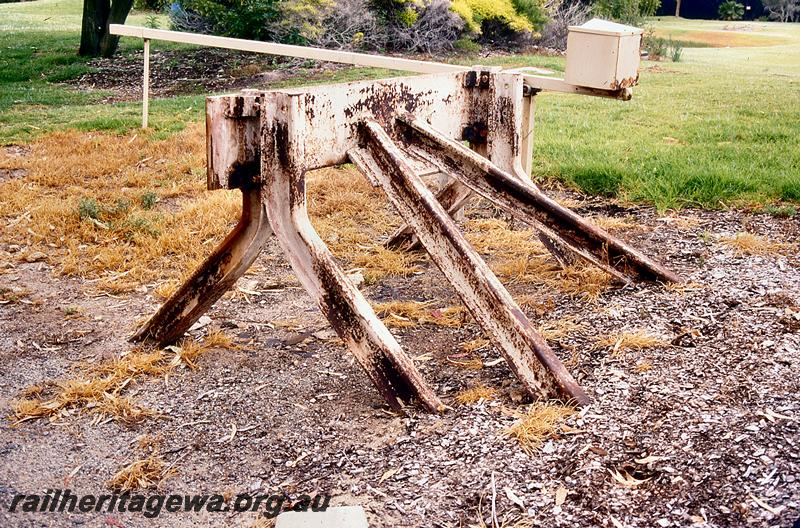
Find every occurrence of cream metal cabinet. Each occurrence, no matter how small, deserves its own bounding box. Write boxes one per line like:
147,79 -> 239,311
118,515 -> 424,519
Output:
565,18 -> 643,90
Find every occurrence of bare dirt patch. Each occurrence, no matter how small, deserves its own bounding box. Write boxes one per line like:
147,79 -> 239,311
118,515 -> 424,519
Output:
0,145 -> 29,183
65,48 -> 360,101
651,28 -> 790,48
0,130 -> 798,527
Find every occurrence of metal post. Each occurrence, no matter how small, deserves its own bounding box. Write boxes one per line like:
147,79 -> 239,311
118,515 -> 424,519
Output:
520,93 -> 536,178
142,38 -> 150,129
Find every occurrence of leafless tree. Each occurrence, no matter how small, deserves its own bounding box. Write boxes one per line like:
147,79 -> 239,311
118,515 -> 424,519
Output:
314,0 -> 389,50
763,0 -> 800,22
537,0 -> 593,50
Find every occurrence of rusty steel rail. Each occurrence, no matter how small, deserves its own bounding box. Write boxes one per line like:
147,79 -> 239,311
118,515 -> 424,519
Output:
351,122 -> 589,405
131,68 -> 681,412
397,116 -> 682,284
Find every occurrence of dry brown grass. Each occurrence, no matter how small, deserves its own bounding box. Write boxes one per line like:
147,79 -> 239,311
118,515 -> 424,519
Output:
351,246 -> 424,280
664,281 -> 705,294
372,300 -> 466,328
549,266 -> 615,301
595,330 -> 668,357
447,356 -> 485,370
249,517 -> 277,528
634,361 -> 653,373
0,286 -> 30,304
202,329 -> 238,350
11,337 -> 218,424
720,232 -> 791,256
464,218 -> 615,300
475,516 -> 534,528
537,318 -> 585,340
461,337 -> 490,353
107,453 -> 176,492
465,218 -> 556,286
12,378 -> 154,425
504,402 -> 575,454
0,128 -> 620,302
168,333 -> 231,370
513,295 -> 555,315
658,214 -> 702,230
0,126 -> 246,293
306,166 -> 422,280
454,384 -> 497,405
154,280 -> 180,300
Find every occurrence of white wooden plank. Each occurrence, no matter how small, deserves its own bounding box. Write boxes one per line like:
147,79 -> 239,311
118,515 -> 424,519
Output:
142,38 -> 150,128
109,25 -> 466,74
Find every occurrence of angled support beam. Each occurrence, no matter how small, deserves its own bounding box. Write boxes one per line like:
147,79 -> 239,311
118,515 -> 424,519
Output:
397,115 -> 683,284
132,185 -> 271,345
262,93 -> 443,413
381,161 -> 473,251
353,120 -> 591,406
395,138 -> 631,284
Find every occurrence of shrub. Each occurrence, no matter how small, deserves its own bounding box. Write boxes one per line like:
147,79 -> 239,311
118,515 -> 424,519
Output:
135,0 -> 169,10
762,204 -> 797,218
538,0 -> 592,49
78,198 -> 101,221
594,0 -> 660,25
272,0 -> 334,44
511,0 -> 549,31
315,0 -> 386,49
140,191 -> 158,210
145,14 -> 160,29
450,0 -> 549,46
453,36 -> 481,52
670,40 -> 683,62
320,0 -> 464,52
718,0 -> 744,20
169,2 -> 213,33
169,0 -> 551,52
763,0 -> 800,22
171,0 -> 282,41
643,32 -> 667,59
389,0 -> 466,53
452,0 -> 535,35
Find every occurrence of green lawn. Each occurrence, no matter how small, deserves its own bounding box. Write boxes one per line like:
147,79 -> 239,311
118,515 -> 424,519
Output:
1,1 -> 798,211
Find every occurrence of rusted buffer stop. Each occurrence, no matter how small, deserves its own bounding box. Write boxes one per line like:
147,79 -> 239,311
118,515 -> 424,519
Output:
130,19 -> 681,412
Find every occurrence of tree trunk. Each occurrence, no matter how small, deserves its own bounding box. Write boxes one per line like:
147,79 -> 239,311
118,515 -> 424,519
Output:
79,0 -> 110,56
79,0 -> 134,58
100,0 -> 135,58
675,0 -> 682,17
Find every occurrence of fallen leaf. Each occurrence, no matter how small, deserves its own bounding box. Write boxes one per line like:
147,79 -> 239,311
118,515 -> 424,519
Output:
555,485 -> 567,506
589,445 -> 609,456
749,494 -> 783,515
379,467 -> 400,484
610,469 -> 650,488
504,487 -> 525,510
